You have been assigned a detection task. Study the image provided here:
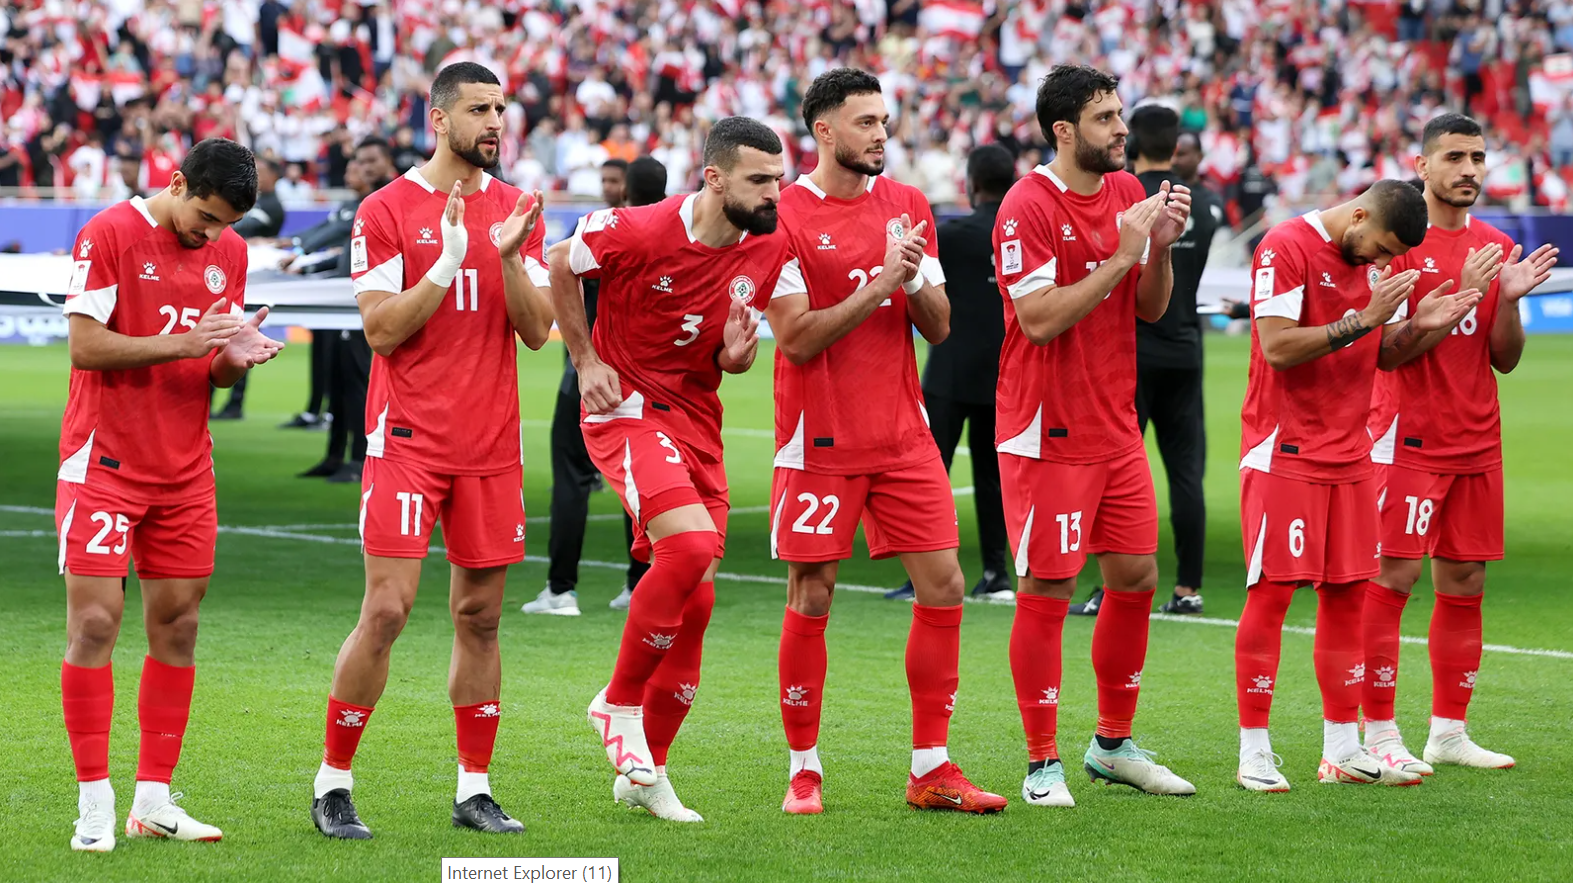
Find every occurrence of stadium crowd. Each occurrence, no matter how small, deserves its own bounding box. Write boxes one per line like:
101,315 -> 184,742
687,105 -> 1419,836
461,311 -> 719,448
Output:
6,0 -> 1573,221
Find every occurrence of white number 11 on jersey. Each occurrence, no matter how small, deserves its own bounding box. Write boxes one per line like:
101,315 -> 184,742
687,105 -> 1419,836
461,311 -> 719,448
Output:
453,268 -> 479,311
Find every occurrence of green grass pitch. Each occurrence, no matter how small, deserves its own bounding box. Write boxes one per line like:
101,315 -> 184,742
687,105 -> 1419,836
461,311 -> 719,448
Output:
2,335 -> 1571,882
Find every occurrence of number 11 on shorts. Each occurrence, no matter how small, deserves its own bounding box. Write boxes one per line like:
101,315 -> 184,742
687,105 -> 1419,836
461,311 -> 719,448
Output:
396,491 -> 424,537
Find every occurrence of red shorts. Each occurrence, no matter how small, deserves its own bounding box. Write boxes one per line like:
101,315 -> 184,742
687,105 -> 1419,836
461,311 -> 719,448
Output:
359,458 -> 526,568
768,457 -> 958,562
55,480 -> 216,580
580,420 -> 728,562
1000,447 -> 1158,581
1378,464 -> 1504,562
1240,469 -> 1379,587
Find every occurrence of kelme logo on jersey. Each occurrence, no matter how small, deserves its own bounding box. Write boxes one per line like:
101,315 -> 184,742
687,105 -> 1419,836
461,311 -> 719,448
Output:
652,276 -> 674,293
79,239 -> 94,258
489,222 -> 504,248
817,232 -> 836,250
204,265 -> 227,294
139,262 -> 160,282
1422,257 -> 1439,273
417,227 -> 438,245
729,275 -> 756,303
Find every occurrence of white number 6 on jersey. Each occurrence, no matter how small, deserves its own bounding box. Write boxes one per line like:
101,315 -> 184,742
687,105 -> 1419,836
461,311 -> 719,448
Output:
674,314 -> 703,346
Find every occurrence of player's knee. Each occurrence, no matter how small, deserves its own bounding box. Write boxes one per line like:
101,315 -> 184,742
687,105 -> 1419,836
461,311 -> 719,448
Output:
654,530 -> 717,584
360,597 -> 412,648
1378,559 -> 1423,595
920,567 -> 966,605
151,608 -> 202,658
453,600 -> 502,644
68,605 -> 121,654
1436,561 -> 1486,597
787,564 -> 836,616
1108,558 -> 1159,592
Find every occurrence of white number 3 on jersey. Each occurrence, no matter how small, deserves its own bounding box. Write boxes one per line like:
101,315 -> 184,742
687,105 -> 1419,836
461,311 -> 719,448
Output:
674,314 -> 703,346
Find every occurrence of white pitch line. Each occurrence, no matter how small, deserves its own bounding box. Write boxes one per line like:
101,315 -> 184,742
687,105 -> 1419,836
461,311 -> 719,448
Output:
5,504 -> 1570,660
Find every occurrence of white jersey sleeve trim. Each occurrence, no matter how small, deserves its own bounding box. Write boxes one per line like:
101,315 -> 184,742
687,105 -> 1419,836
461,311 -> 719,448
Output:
918,253 -> 945,287
1385,299 -> 1409,325
524,255 -> 550,287
57,429 -> 96,484
996,404 -> 1043,458
354,254 -> 404,297
63,286 -> 118,323
1370,414 -> 1399,465
772,411 -> 805,470
1006,258 -> 1057,300
582,390 -> 645,424
770,258 -> 806,302
1254,287 -> 1304,321
568,232 -> 601,275
1240,425 -> 1278,473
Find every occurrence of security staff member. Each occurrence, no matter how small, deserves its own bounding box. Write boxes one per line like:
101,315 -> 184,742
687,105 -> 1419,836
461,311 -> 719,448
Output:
886,145 -> 1016,601
523,157 -> 667,615
1073,108 -> 1221,616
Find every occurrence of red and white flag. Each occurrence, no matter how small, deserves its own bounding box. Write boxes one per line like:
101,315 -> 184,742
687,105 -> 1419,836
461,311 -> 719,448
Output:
919,0 -> 986,40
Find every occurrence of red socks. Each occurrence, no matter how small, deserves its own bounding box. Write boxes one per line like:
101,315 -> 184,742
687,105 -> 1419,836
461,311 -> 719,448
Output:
1361,582 -> 1410,721
1235,581 -> 1296,728
1091,587 -> 1153,739
323,696 -> 375,770
606,530 -> 715,706
454,701 -> 500,773
1314,583 -> 1366,723
644,581 -> 715,766
62,661 -> 113,782
1430,591 -> 1484,720
136,656 -> 195,784
1011,594 -> 1067,761
907,603 -> 961,748
778,605 -> 829,752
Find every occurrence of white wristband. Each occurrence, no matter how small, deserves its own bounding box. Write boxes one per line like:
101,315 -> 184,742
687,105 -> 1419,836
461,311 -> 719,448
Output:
425,254 -> 461,289
902,274 -> 923,295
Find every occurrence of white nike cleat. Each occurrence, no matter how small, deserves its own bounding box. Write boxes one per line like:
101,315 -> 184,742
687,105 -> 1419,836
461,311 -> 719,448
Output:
521,587 -> 581,616
1366,728 -> 1435,777
586,688 -> 657,786
70,800 -> 116,852
1236,750 -> 1290,792
608,586 -> 633,611
125,793 -> 223,841
614,771 -> 703,822
1083,738 -> 1196,795
1424,727 -> 1515,769
1021,762 -> 1075,807
1318,748 -> 1423,786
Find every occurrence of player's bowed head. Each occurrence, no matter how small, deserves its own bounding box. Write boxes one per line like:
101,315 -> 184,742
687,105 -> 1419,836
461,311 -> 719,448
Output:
154,137 -> 258,250
700,115 -> 786,241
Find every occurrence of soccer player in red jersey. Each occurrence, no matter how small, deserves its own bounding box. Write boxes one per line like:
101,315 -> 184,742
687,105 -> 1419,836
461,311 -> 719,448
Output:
547,117 -> 788,822
56,137 -> 278,852
1233,178 -> 1484,791
1360,114 -> 1558,775
758,69 -> 1004,816
312,63 -> 553,839
993,65 -> 1197,805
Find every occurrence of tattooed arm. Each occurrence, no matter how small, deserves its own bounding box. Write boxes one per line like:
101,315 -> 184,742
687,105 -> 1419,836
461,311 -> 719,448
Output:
1255,268 -> 1420,370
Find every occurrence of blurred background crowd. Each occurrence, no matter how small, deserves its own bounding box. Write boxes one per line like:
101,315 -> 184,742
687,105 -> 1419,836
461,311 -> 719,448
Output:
6,0 -> 1573,228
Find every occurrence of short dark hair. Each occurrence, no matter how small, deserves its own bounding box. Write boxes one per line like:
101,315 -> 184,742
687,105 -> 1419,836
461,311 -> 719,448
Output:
180,138 -> 257,214
701,116 -> 783,170
1362,178 -> 1429,248
626,156 -> 668,206
355,135 -> 393,164
602,158 -> 630,173
431,61 -> 501,111
1421,112 -> 1484,154
1128,104 -> 1180,163
801,67 -> 883,130
966,144 -> 1016,199
1036,64 -> 1120,140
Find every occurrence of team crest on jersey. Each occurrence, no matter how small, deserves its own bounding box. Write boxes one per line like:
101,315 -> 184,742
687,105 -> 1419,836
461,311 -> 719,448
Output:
204,265 -> 227,294
489,222 -> 504,247
729,275 -> 756,303
886,217 -> 906,240
1368,267 -> 1381,289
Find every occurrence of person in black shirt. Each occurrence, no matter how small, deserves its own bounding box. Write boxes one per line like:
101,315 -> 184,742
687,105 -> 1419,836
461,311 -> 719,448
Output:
886,145 -> 1016,602
233,158 -> 287,239
523,158 -> 668,616
1073,107 -> 1220,616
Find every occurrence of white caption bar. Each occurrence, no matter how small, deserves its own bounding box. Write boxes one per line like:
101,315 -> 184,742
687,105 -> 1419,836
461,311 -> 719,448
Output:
441,858 -> 619,883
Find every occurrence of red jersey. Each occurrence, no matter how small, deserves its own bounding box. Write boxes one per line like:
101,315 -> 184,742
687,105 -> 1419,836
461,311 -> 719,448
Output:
1368,216 -> 1515,474
350,167 -> 548,475
567,192 -> 790,457
1241,211 -> 1404,483
59,196 -> 248,502
992,165 -> 1151,465
764,175 -> 944,475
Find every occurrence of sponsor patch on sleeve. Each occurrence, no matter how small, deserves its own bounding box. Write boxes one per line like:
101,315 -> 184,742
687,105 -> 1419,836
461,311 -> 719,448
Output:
1253,266 -> 1275,302
350,236 -> 368,274
68,260 -> 91,295
999,239 -> 1022,275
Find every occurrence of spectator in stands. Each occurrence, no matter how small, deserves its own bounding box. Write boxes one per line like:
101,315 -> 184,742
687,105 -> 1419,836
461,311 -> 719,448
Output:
234,158 -> 287,239
69,132 -> 108,200
277,161 -> 315,206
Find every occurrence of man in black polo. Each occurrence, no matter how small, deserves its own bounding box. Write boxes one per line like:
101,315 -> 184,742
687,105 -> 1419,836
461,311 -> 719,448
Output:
1071,108 -> 1222,616
886,144 -> 1016,602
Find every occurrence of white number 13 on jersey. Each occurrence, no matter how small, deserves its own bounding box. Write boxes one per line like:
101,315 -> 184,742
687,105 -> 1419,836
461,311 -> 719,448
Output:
453,268 -> 479,311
